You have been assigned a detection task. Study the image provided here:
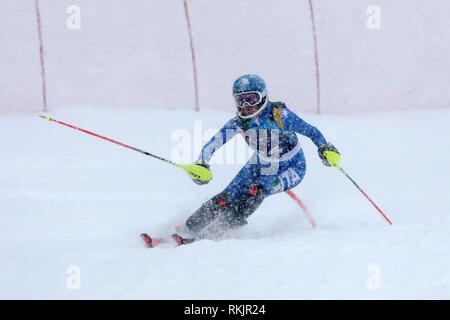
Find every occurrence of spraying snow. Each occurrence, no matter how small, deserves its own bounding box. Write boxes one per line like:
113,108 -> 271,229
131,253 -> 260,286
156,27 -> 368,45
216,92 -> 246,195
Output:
0,106 -> 448,299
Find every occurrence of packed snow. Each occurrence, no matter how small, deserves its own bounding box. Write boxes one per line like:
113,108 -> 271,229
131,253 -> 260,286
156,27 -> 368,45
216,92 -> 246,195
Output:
0,106 -> 448,299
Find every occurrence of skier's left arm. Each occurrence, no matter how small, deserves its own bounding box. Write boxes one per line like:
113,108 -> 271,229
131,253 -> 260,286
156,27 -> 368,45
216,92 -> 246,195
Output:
283,107 -> 340,167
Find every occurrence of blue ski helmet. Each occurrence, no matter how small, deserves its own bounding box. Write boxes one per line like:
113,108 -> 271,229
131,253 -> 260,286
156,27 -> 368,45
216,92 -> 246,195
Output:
232,74 -> 268,118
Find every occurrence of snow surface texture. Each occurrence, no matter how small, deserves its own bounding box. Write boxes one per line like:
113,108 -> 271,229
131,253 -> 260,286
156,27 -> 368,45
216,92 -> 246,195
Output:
1,106 -> 449,299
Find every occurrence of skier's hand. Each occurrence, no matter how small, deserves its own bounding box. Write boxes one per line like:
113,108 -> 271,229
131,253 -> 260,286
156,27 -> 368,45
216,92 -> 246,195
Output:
318,143 -> 341,167
192,160 -> 211,185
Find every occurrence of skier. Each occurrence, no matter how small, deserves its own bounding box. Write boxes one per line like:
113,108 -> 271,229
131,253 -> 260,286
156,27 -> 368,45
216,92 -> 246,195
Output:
142,74 -> 340,247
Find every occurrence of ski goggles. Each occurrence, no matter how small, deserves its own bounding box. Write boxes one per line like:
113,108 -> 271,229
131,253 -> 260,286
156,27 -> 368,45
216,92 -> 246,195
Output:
234,91 -> 263,108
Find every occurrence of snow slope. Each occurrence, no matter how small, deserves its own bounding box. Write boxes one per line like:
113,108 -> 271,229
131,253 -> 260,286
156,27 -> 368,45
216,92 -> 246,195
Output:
0,106 -> 449,299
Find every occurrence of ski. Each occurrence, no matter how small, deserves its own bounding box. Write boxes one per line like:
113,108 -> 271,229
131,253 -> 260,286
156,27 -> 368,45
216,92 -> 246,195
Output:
140,219 -> 230,249
140,233 -> 195,248
171,233 -> 196,246
140,233 -> 163,248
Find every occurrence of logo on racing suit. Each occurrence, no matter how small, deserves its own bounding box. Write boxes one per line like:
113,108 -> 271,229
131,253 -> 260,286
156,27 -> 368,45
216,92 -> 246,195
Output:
271,168 -> 301,194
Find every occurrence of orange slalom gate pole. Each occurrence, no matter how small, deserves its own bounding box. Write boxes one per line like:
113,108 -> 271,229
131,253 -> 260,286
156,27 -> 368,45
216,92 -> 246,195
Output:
286,189 -> 317,228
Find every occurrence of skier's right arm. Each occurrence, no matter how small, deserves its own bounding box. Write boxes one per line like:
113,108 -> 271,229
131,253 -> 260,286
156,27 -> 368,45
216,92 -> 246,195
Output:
197,118 -> 239,163
191,119 -> 238,185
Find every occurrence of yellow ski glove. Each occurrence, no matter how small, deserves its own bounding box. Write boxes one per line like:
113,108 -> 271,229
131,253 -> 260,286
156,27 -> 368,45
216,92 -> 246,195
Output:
318,143 -> 341,167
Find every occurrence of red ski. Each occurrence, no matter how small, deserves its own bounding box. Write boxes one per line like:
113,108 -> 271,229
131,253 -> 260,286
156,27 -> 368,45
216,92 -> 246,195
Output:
140,233 -> 195,248
140,233 -> 162,248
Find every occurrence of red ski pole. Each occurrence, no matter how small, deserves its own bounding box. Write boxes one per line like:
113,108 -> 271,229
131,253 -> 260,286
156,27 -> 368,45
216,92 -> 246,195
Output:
336,165 -> 392,225
286,189 -> 317,228
39,115 -> 212,182
323,150 -> 393,225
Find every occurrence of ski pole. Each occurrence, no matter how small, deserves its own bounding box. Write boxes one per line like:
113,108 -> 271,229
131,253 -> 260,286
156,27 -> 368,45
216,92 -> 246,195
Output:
286,189 -> 317,228
39,115 -> 212,183
324,151 -> 392,225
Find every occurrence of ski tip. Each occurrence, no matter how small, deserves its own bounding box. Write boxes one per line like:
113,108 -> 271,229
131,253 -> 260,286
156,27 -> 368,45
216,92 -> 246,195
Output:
171,233 -> 184,246
171,233 -> 195,246
140,233 -> 158,248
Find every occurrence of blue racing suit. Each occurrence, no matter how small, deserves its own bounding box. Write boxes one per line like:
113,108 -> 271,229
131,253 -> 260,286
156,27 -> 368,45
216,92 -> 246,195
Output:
197,101 -> 327,201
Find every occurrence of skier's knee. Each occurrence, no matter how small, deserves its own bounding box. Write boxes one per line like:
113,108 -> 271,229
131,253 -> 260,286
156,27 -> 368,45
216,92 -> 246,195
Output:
220,183 -> 266,227
186,184 -> 266,236
238,183 -> 266,218
186,191 -> 233,235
